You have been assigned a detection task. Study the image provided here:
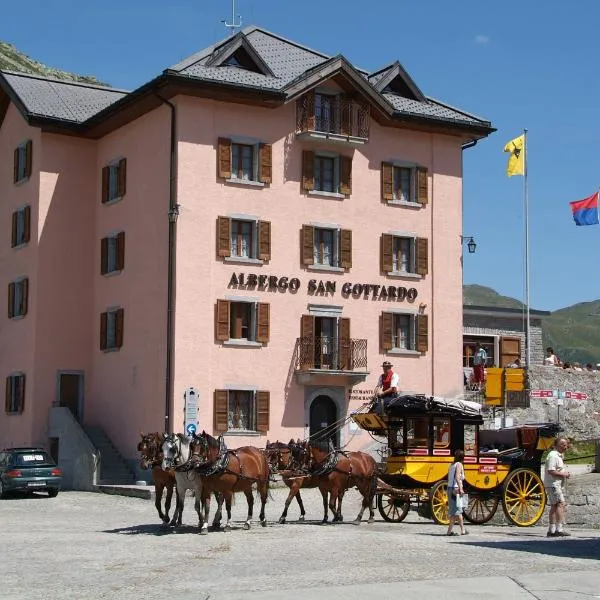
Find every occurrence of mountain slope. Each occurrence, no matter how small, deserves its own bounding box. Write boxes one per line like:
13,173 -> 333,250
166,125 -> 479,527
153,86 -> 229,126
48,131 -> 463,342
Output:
463,284 -> 524,309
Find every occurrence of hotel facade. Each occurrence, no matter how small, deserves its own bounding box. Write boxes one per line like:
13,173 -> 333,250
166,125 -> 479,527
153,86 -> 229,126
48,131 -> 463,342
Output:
0,28 -> 493,480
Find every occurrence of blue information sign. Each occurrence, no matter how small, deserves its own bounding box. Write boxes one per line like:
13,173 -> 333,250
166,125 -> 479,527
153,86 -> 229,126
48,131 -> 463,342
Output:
186,423 -> 197,436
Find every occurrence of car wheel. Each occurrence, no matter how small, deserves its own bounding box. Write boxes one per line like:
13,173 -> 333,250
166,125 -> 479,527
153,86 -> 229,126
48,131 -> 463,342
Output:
48,489 -> 59,498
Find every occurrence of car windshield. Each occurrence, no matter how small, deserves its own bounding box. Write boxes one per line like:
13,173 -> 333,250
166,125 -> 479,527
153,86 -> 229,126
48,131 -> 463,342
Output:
13,452 -> 54,466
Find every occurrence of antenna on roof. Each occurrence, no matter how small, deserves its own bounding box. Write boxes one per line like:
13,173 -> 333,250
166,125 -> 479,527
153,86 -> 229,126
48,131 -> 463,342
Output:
221,0 -> 242,36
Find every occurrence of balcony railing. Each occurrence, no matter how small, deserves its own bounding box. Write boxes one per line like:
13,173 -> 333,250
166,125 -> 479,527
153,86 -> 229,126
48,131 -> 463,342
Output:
296,93 -> 370,143
294,336 -> 368,372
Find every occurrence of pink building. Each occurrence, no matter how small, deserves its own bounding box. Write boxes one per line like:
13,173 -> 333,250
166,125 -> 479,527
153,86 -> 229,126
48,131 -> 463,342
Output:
0,28 -> 493,485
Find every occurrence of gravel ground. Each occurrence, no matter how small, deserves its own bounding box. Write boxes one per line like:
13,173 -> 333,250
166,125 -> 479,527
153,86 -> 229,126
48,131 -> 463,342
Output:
1,487 -> 599,600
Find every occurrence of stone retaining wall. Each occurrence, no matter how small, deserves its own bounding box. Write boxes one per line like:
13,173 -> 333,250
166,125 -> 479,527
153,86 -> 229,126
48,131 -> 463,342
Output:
567,473 -> 600,527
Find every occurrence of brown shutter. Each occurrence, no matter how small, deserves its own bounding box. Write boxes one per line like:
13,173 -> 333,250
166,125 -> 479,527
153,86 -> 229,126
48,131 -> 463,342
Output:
381,234 -> 393,273
256,303 -> 270,344
417,314 -> 429,353
101,166 -> 110,203
117,158 -> 127,197
340,96 -> 352,136
217,138 -> 232,179
258,220 -> 271,261
340,229 -> 352,269
215,299 -> 230,341
500,336 -> 521,367
301,225 -> 314,265
258,143 -> 272,184
416,237 -> 428,276
18,375 -> 25,413
115,308 -> 125,348
302,151 -> 314,192
100,312 -> 108,350
25,140 -> 32,179
381,312 -> 393,352
13,148 -> 19,183
300,315 -> 315,369
23,206 -> 31,244
217,217 -> 231,258
117,232 -> 126,271
100,237 -> 109,275
21,278 -> 28,316
417,167 -> 428,205
339,155 -> 352,196
382,162 -> 394,201
5,377 -> 10,413
214,390 -> 229,435
8,282 -> 15,318
256,391 -> 270,434
305,91 -> 316,130
11,212 -> 17,247
339,318 -> 351,370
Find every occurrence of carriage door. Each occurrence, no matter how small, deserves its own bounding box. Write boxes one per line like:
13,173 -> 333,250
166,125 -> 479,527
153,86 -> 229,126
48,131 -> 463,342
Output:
310,395 -> 338,446
58,372 -> 84,422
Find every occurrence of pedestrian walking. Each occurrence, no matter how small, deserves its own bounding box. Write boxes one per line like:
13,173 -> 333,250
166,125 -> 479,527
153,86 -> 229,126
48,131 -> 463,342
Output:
545,437 -> 571,537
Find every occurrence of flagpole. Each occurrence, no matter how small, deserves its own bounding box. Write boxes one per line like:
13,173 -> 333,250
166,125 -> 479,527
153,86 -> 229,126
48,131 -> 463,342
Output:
523,128 -> 531,367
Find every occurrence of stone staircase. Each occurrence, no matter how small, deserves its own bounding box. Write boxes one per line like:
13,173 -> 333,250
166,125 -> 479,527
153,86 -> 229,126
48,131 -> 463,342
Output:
84,426 -> 136,485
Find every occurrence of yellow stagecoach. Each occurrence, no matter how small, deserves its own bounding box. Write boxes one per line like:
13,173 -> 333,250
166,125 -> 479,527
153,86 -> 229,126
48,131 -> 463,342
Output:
352,394 -> 559,527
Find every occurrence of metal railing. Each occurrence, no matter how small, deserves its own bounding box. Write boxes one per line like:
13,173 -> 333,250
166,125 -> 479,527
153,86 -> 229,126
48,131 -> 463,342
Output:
296,95 -> 370,139
294,336 -> 368,371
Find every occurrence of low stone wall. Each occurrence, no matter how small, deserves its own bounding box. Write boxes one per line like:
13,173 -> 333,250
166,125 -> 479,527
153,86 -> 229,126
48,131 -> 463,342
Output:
567,473 -> 600,527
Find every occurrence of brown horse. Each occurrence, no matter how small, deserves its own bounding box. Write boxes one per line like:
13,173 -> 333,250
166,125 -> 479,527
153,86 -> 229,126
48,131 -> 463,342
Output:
191,431 -> 270,534
137,432 -> 176,524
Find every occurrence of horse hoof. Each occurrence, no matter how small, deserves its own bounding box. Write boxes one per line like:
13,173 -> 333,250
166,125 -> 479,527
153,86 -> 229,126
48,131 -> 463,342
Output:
243,522 -> 251,530
298,515 -> 305,522
278,517 -> 286,524
321,519 -> 328,525
368,518 -> 375,524
161,516 -> 170,524
261,520 -> 267,528
224,525 -> 231,532
353,519 -> 361,526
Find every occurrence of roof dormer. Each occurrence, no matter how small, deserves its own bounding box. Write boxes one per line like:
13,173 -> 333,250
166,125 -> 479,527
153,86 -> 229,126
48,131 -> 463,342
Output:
205,33 -> 274,76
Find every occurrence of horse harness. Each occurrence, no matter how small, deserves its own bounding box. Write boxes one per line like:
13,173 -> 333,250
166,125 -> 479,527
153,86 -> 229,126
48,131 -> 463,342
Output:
310,450 -> 353,478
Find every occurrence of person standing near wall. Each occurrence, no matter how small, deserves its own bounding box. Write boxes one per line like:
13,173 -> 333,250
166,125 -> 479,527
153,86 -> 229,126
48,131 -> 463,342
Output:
472,343 -> 488,391
545,437 -> 571,537
446,449 -> 468,536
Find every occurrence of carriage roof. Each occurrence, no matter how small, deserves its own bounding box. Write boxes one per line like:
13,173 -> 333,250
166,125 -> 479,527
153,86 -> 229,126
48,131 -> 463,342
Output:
384,394 -> 483,420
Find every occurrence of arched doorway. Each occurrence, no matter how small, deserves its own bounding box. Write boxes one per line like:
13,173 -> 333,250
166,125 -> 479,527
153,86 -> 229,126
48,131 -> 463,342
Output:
309,395 -> 338,446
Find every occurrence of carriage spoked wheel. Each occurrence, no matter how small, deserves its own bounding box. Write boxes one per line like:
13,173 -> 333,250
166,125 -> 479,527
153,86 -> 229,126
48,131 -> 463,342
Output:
377,493 -> 410,523
501,468 -> 546,527
463,495 -> 499,524
429,480 -> 449,525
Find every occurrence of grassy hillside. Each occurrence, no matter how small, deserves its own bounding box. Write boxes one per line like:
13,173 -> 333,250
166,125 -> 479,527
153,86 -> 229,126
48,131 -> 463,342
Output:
463,284 -> 524,309
0,41 -> 106,85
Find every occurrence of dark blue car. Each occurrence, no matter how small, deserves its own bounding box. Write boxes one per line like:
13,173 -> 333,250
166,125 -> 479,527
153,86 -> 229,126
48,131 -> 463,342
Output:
0,448 -> 62,498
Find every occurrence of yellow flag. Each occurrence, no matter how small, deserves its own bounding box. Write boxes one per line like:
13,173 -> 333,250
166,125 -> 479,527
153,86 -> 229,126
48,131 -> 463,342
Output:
503,134 -> 525,176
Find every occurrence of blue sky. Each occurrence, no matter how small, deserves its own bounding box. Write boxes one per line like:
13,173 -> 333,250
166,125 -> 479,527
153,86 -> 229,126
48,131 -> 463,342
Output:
2,0 -> 599,311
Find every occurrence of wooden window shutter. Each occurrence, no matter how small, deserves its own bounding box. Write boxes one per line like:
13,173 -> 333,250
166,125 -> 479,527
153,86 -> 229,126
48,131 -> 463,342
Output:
302,151 -> 314,191
256,391 -> 270,434
340,229 -> 352,269
101,166 -> 110,203
381,162 -> 394,201
5,377 -> 10,413
23,206 -> 31,243
416,314 -> 429,353
8,282 -> 15,318
13,148 -> 19,183
117,232 -> 126,271
300,314 -> 315,369
215,299 -> 230,341
100,237 -> 109,275
25,140 -> 33,179
100,312 -> 108,350
381,312 -> 393,351
11,212 -> 17,247
217,138 -> 232,179
380,234 -> 393,273
417,167 -> 428,205
117,158 -> 127,197
258,220 -> 271,261
339,155 -> 352,196
340,96 -> 352,137
21,278 -> 28,316
258,143 -> 272,184
214,390 -> 229,435
217,216 -> 231,258
416,237 -> 428,276
500,336 -> 521,367
115,308 -> 125,348
256,302 -> 270,343
338,318 -> 352,370
301,225 -> 314,265
18,375 -> 25,413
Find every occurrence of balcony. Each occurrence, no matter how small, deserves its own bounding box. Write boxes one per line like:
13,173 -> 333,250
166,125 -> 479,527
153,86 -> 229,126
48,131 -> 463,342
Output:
296,93 -> 370,146
293,335 -> 369,384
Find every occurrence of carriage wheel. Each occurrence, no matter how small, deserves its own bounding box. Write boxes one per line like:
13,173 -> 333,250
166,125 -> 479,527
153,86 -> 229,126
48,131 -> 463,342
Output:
377,493 -> 410,523
463,495 -> 499,524
502,468 -> 546,527
429,480 -> 449,525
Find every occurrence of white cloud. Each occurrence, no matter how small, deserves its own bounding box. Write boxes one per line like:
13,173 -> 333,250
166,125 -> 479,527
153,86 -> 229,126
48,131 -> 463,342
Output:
474,35 -> 490,44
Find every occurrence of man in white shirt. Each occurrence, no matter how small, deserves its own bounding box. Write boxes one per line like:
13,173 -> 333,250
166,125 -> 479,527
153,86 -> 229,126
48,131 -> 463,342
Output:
544,437 -> 571,537
373,361 -> 399,414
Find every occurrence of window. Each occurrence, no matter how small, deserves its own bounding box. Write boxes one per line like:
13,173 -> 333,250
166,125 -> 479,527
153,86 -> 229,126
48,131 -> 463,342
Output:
381,162 -> 428,205
299,315 -> 353,370
406,417 -> 428,449
215,299 -> 269,344
302,151 -> 352,196
217,138 -> 272,184
433,418 -> 451,448
463,336 -> 495,367
100,308 -> 124,351
101,232 -> 125,274
381,312 -> 428,353
315,93 -> 338,133
7,278 -> 28,319
101,159 -> 127,203
11,206 -> 31,248
214,389 -> 270,434
5,374 -> 25,414
380,234 -> 428,276
216,217 -> 271,261
301,225 -> 352,269
13,141 -> 32,184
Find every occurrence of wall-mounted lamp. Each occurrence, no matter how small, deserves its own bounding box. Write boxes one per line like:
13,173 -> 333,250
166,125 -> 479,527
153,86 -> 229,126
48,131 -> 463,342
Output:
461,235 -> 477,254
418,303 -> 427,314
168,204 -> 180,223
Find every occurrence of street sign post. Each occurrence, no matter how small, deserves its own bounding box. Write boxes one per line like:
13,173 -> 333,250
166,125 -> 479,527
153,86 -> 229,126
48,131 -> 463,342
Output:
186,423 -> 197,436
184,387 -> 199,436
